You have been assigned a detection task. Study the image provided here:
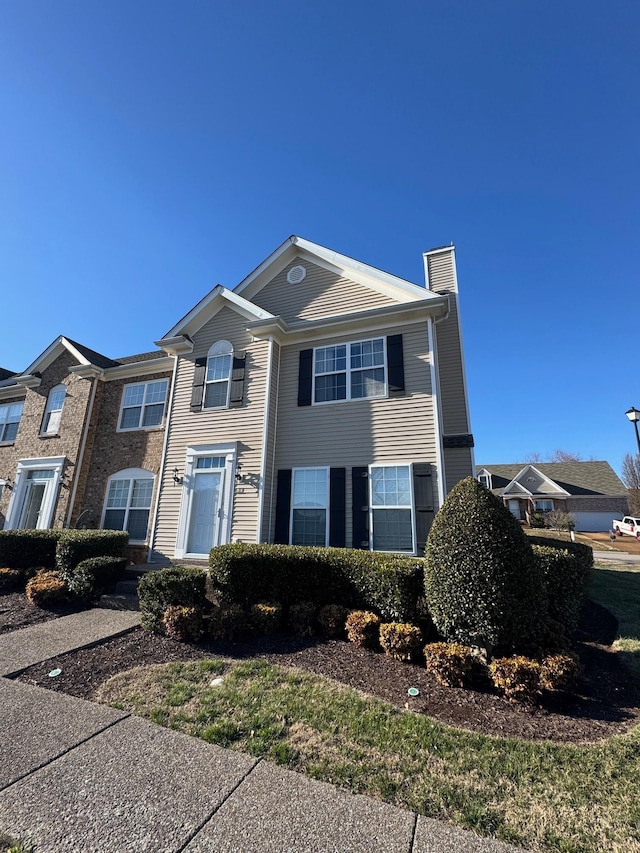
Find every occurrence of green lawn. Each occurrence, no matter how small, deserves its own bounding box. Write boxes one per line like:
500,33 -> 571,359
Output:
589,560 -> 640,677
97,562 -> 640,853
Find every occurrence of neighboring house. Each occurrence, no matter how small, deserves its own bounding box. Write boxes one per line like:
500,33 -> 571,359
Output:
476,462 -> 629,531
0,337 -> 172,561
151,236 -> 474,561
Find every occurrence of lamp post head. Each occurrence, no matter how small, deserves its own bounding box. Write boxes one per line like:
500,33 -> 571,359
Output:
626,407 -> 640,424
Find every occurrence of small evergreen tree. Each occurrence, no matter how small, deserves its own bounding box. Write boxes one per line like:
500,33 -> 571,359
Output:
424,477 -> 548,655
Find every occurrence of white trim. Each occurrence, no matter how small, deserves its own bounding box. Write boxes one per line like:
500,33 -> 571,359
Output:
267,341 -> 281,544
148,354 -> 179,561
4,456 -> 66,531
501,464 -> 572,498
311,336 -> 387,406
174,442 -> 238,559
116,378 -> 169,432
75,356 -> 174,381
159,285 -> 274,343
449,247 -> 475,473
427,317 -> 446,508
289,466 -> 330,547
100,468 -> 155,544
368,462 -> 416,555
256,337 -> 274,543
65,375 -> 99,526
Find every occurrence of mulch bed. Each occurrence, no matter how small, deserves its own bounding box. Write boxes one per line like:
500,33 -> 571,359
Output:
9,595 -> 640,744
0,592 -> 82,635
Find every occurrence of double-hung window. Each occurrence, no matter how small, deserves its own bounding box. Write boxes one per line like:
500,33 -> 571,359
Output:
102,469 -> 154,542
0,401 -> 24,443
204,340 -> 233,409
290,467 -> 329,546
119,380 -> 169,430
370,464 -> 414,553
534,499 -> 554,512
41,385 -> 66,435
313,338 -> 386,404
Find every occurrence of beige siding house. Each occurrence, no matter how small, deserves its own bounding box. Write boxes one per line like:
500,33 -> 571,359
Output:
151,236 -> 474,561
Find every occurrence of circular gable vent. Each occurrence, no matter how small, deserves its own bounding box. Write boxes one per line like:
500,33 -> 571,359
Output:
287,265 -> 306,284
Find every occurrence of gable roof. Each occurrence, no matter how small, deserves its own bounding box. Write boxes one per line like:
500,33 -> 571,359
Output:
18,336 -> 119,377
478,462 -> 627,497
0,367 -> 15,382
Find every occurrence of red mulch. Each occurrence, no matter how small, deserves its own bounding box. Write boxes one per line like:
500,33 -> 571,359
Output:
8,594 -> 640,744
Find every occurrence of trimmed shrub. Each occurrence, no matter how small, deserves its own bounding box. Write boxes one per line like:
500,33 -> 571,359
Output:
138,566 -> 207,632
56,530 -> 129,581
529,512 -> 546,529
210,603 -> 251,640
318,604 -> 349,638
489,656 -> 542,705
0,530 -> 60,569
424,477 -> 548,655
540,652 -> 583,692
162,605 -> 204,642
67,556 -> 128,603
0,568 -> 25,591
250,602 -> 282,635
345,610 -> 381,648
379,622 -> 423,661
424,642 -> 474,687
25,570 -> 67,608
527,535 -> 594,573
288,601 -> 317,637
532,544 -> 592,636
209,544 -> 423,622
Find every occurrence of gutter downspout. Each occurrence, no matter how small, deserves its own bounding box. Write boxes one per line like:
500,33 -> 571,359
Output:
147,353 -> 179,562
65,373 -> 100,527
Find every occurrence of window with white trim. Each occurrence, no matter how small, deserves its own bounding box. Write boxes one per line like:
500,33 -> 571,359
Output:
534,499 -> 554,512
102,469 -> 154,542
204,340 -> 233,409
369,464 -> 414,553
0,401 -> 24,443
313,338 -> 386,404
290,467 -> 329,546
118,380 -> 169,430
41,385 -> 66,435
478,473 -> 491,489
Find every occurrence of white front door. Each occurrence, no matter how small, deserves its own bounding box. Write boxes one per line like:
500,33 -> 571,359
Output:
186,469 -> 224,554
508,499 -> 521,520
4,460 -> 65,531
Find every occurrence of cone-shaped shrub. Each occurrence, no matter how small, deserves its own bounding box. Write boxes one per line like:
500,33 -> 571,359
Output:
424,477 -> 548,655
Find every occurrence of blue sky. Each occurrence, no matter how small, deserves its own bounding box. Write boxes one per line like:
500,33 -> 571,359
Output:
1,1 -> 638,473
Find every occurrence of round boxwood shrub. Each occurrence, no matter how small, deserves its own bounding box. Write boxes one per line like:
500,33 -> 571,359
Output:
424,477 -> 548,656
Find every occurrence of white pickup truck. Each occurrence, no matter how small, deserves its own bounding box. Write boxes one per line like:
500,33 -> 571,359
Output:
612,516 -> 640,539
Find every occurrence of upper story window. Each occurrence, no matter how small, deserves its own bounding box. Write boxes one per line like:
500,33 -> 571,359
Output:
313,337 -> 386,404
41,385 -> 66,435
204,340 -> 233,409
119,380 -> 169,431
102,468 -> 154,542
0,401 -> 24,443
478,473 -> 491,489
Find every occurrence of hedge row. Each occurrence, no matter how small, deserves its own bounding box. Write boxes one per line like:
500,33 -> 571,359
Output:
67,556 -> 128,602
138,566 -> 208,632
532,544 -> 592,635
0,530 -> 129,576
208,544 -> 424,622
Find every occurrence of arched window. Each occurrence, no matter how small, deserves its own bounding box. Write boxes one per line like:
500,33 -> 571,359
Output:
41,384 -> 66,435
204,340 -> 233,409
102,468 -> 155,542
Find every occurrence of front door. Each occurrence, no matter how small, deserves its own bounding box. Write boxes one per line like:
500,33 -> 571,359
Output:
18,470 -> 56,529
186,468 -> 224,555
508,499 -> 521,520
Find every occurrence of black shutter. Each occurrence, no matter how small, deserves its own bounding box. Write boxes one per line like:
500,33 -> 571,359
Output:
387,334 -> 405,397
298,349 -> 313,406
190,357 -> 207,412
413,463 -> 434,556
229,352 -> 246,408
351,466 -> 369,550
329,468 -> 346,548
274,469 -> 292,544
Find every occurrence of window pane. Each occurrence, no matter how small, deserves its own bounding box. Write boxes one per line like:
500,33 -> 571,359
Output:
195,456 -> 225,469
1,421 -> 18,442
371,467 -> 411,506
206,354 -> 232,382
106,479 -> 131,509
314,373 -> 347,403
351,339 -> 384,369
315,345 -> 346,374
372,509 -> 413,552
292,468 -> 327,508
127,509 -> 150,541
47,388 -> 66,411
120,407 -> 141,429
145,381 -> 168,404
351,367 -> 386,399
43,409 -> 61,434
142,403 -> 164,427
204,381 -> 229,408
130,478 -> 153,508
292,509 -> 327,546
123,385 -> 145,407
103,509 -> 126,530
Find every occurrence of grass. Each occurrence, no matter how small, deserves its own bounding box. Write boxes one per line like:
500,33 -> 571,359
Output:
97,572 -> 640,853
590,560 -> 640,678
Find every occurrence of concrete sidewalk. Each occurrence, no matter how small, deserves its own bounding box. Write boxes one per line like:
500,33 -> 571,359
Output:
0,611 -> 526,852
594,549 -> 640,565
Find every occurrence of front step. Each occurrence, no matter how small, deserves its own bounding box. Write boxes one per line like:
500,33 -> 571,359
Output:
98,593 -> 140,611
98,566 -> 148,611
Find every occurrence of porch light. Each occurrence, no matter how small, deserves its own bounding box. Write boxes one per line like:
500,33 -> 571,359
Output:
172,468 -> 183,486
625,407 -> 640,456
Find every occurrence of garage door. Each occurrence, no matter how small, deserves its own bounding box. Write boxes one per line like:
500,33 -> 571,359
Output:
571,511 -> 624,532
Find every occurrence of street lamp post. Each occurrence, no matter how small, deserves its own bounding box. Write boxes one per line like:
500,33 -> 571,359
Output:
626,407 -> 640,456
